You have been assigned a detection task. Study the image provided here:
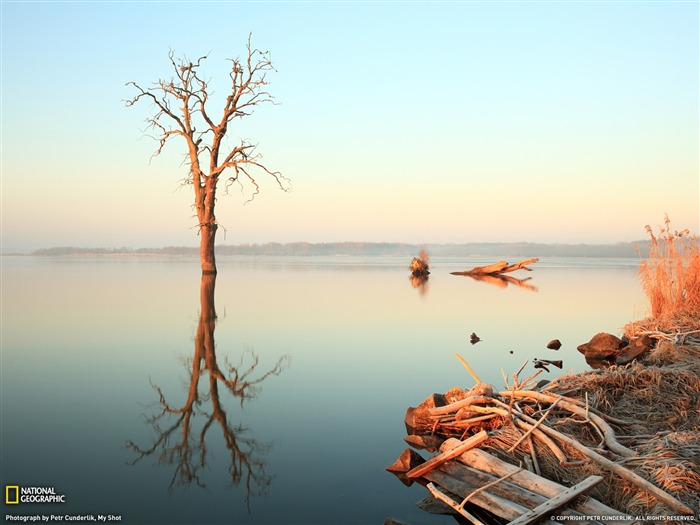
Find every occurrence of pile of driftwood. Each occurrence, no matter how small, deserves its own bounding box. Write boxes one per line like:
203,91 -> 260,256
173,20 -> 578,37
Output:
388,353 -> 698,524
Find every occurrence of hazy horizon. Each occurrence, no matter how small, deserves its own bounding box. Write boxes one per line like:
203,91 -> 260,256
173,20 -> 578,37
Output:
3,239 -> 651,259
0,236 -> 653,255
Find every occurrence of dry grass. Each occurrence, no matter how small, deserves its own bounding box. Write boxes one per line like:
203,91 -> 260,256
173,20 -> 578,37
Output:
510,341 -> 700,515
550,343 -> 700,432
636,215 -> 700,331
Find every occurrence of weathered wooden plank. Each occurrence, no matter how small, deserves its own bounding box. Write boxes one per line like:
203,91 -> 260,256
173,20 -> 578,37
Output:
506,476 -> 603,525
439,462 -> 564,512
442,440 -> 633,522
406,430 -> 488,478
434,460 -> 606,524
423,468 -> 564,525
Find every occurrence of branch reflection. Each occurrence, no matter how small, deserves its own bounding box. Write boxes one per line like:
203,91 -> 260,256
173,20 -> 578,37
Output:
126,273 -> 290,501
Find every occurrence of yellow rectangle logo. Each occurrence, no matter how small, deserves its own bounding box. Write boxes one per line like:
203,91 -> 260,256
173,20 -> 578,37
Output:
5,485 -> 19,504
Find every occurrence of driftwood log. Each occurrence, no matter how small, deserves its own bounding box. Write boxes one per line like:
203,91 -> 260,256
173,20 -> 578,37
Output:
443,443 -> 627,519
451,258 -> 539,277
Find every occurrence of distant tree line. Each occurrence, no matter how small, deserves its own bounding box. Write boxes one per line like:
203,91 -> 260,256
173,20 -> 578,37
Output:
31,246 -> 198,256
429,241 -> 649,258
31,241 -> 649,258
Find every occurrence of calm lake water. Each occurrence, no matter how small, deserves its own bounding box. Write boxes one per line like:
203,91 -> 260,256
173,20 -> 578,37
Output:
1,255 -> 646,524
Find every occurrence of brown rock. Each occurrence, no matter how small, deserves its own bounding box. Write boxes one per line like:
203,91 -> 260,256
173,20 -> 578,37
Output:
577,332 -> 624,360
547,339 -> 562,350
616,334 -> 655,365
585,355 -> 612,369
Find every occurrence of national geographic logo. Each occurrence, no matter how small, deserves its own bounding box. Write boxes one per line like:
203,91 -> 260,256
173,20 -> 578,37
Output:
5,486 -> 66,504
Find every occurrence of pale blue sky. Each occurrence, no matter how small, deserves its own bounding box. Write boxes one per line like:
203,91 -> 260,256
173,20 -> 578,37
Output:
1,1 -> 698,251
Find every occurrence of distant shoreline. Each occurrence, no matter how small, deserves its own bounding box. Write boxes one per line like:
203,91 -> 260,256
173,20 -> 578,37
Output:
4,241 -> 649,258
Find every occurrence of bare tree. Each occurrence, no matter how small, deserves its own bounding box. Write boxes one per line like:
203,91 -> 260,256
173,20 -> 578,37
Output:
126,36 -> 290,274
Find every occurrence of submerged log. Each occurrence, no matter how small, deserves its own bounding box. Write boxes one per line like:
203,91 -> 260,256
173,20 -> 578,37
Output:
451,258 -> 539,277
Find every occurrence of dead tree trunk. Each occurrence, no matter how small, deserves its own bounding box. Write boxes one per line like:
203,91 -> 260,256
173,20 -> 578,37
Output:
196,179 -> 219,274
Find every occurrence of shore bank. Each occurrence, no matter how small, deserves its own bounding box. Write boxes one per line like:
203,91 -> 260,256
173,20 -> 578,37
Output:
388,324 -> 699,523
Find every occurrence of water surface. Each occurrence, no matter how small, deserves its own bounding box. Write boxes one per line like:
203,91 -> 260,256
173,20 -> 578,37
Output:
1,255 -> 646,524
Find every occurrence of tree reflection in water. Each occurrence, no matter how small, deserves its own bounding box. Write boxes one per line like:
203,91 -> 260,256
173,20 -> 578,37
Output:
126,273 -> 290,501
409,274 -> 429,296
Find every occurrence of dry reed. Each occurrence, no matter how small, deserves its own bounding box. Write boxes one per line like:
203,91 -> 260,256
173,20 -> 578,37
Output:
636,215 -> 700,332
